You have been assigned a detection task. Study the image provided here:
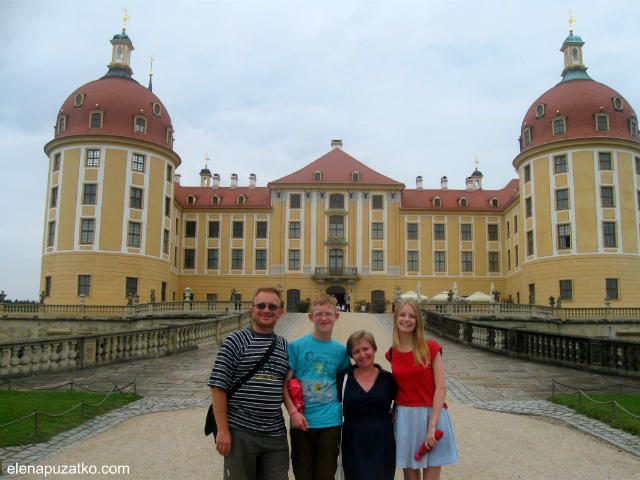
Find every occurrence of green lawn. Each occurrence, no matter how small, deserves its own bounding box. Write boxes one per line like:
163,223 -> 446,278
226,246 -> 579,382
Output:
0,390 -> 142,447
548,393 -> 640,437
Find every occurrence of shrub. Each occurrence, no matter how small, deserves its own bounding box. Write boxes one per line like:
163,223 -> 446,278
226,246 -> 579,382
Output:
355,299 -> 370,313
298,298 -> 311,313
371,297 -> 390,313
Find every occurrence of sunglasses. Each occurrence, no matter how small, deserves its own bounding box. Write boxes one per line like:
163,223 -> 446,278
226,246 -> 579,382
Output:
253,303 -> 280,311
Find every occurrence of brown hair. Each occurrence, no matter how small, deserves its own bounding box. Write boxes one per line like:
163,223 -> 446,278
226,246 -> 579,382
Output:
252,284 -> 283,306
346,330 -> 377,359
310,292 -> 337,312
392,298 -> 430,367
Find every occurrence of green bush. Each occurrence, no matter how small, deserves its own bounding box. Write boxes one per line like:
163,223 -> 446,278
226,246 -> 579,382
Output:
371,297 -> 390,313
355,299 -> 370,313
298,298 -> 311,313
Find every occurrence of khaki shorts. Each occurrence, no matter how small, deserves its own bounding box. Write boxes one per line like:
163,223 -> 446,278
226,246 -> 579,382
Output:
224,428 -> 289,480
290,426 -> 341,480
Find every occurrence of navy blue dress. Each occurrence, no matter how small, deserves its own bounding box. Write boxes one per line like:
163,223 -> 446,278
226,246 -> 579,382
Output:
338,364 -> 397,480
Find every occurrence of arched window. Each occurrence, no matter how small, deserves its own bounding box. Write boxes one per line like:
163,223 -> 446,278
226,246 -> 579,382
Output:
187,195 -> 196,205
212,195 -> 220,205
237,195 -> 246,205
352,171 -> 360,181
433,197 -> 441,207
329,193 -> 344,209
329,215 -> 344,238
116,46 -> 123,61
314,171 -> 322,181
459,197 -> 468,207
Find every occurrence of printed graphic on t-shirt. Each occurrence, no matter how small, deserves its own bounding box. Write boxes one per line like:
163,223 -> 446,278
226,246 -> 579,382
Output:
300,379 -> 334,403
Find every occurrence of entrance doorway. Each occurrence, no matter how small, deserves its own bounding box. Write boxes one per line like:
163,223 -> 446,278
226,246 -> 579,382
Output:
287,289 -> 301,312
326,285 -> 346,310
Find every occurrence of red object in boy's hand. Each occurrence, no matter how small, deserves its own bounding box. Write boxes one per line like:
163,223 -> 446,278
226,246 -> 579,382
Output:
414,430 -> 444,460
288,379 -> 305,414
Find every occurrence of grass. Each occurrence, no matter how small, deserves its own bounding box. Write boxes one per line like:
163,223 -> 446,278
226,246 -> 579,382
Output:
548,393 -> 640,437
0,390 -> 142,447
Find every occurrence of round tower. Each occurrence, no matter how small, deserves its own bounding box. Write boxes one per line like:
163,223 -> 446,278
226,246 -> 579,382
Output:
41,24 -> 181,305
510,28 -> 640,307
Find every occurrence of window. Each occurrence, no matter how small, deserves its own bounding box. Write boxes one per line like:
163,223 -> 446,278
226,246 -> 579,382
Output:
232,221 -> 244,238
290,194 -> 301,208
232,249 -> 243,269
599,152 -> 612,170
50,187 -> 58,208
126,277 -> 138,297
556,189 -> 569,210
207,221 -> 219,238
553,118 -> 566,136
185,221 -> 196,238
184,249 -> 195,269
554,155 -> 567,173
135,117 -> 146,134
314,171 -> 322,181
255,250 -> 266,270
636,157 -> 640,175
352,171 -> 360,181
606,278 -> 619,300
130,187 -> 143,208
524,165 -> 531,182
535,103 -> 545,118
372,251 -> 383,270
603,222 -> 616,247
207,294 -> 217,302
74,93 -> 84,106
490,198 -> 499,207
526,197 -> 532,217
53,153 -> 61,171
47,221 -> 55,246
82,184 -> 97,205
132,154 -> 145,172
523,128 -> 531,146
527,231 -> 534,256
289,221 -> 301,239
45,276 -> 52,297
212,195 -> 220,205
515,245 -> 519,266
461,224 -> 472,240
372,195 -> 383,209
433,197 -> 441,207
514,215 -> 518,233
153,102 -> 162,116
86,149 -> 100,167
174,246 -> 177,267
167,165 -> 172,182
329,193 -> 344,209
434,252 -> 446,271
631,121 -> 638,139
558,224 -> 571,249
237,195 -> 245,205
256,221 -> 268,238
77,275 -> 91,296
407,251 -> 418,271
595,114 -> 609,132
601,186 -> 614,207
207,249 -> 219,269
459,198 -> 468,207
461,252 -> 473,271
80,219 -> 94,244
289,250 -> 300,269
58,116 -> 66,134
372,223 -> 383,239
163,229 -> 169,254
90,112 -> 103,129
128,222 -> 141,247
489,252 -> 499,272
407,223 -> 418,239
165,197 -> 171,217
434,223 -> 445,240
488,224 -> 499,241
507,249 -> 511,270
560,280 -> 573,300
329,215 -> 344,238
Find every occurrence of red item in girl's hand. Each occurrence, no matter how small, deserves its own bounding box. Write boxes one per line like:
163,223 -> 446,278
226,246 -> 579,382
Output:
414,430 -> 444,460
288,379 -> 305,413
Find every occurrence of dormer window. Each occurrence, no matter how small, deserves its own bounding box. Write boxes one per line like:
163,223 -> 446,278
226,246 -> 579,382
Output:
152,102 -> 162,117
612,97 -> 624,112
187,195 -> 196,205
552,116 -> 567,136
166,127 -> 174,146
490,198 -> 499,208
58,115 -> 67,135
237,195 -> 246,205
352,171 -> 360,182
314,171 -> 322,181
74,93 -> 85,107
535,103 -> 545,119
212,195 -> 221,205
459,197 -> 468,207
523,127 -> 532,146
629,118 -> 638,139
595,113 -> 609,132
134,115 -> 147,135
433,197 -> 441,207
89,110 -> 104,129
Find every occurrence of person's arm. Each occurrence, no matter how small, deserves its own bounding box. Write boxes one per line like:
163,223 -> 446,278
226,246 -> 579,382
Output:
425,351 -> 447,448
283,368 -> 309,431
210,386 -> 232,456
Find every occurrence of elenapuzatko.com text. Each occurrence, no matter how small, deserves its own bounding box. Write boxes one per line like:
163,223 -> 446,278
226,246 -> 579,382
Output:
6,463 -> 130,476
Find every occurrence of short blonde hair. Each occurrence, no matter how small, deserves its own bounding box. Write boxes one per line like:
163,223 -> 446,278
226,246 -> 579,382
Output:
346,330 -> 377,359
253,284 -> 283,306
310,293 -> 337,312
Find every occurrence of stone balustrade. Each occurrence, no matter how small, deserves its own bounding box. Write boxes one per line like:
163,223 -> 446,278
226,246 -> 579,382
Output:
0,310 -> 252,378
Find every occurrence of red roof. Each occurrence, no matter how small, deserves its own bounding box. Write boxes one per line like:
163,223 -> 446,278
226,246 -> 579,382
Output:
174,185 -> 272,209
401,179 -> 519,211
521,80 -> 638,152
269,148 -> 404,187
56,77 -> 174,151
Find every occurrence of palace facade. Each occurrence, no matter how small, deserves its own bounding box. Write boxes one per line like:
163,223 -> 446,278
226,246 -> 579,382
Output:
40,25 -> 640,310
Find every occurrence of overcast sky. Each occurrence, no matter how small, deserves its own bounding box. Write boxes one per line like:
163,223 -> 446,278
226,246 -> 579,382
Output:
1,0 -> 639,301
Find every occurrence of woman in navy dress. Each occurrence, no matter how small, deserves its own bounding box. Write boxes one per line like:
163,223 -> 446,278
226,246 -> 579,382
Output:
338,331 -> 397,480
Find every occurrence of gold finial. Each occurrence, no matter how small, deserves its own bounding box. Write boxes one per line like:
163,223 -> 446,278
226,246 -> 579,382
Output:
568,9 -> 575,33
122,8 -> 130,31
205,154 -> 210,168
475,156 -> 479,170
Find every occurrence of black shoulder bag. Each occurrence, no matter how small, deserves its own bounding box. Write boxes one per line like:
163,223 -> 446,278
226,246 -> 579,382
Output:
205,336 -> 278,439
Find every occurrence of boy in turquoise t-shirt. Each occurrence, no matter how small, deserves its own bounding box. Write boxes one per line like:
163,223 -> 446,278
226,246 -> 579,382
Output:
284,293 -> 351,480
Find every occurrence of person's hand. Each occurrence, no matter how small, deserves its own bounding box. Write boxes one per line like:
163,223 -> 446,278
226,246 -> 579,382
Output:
216,428 -> 232,456
425,425 -> 439,448
291,411 -> 309,431
390,408 -> 396,424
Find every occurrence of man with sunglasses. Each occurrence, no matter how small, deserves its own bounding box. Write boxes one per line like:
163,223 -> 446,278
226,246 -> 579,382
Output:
208,284 -> 290,480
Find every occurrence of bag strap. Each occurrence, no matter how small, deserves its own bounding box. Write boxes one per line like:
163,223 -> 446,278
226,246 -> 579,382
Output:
227,335 -> 277,400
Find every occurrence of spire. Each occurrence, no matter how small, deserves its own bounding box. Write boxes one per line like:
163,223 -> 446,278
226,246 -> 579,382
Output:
104,10 -> 135,79
148,56 -> 154,91
559,11 -> 592,83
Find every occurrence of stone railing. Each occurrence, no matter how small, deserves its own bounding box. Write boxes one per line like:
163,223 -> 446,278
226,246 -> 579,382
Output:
0,300 -> 252,319
0,310 -> 253,378
313,267 -> 359,277
423,309 -> 640,379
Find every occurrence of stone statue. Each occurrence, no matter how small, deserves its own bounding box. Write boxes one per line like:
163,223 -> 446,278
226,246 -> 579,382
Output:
40,291 -> 46,304
127,294 -> 134,306
447,290 -> 454,302
493,290 -> 500,303
529,291 -> 535,305
150,289 -> 156,303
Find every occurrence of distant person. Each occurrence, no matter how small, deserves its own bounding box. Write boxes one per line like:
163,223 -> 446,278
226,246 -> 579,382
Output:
345,292 -> 351,312
284,293 -> 351,480
208,284 -> 290,480
385,298 -> 458,480
338,330 -> 396,480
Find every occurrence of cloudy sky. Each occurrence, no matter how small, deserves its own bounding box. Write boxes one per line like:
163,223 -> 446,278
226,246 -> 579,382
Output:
1,0 -> 639,300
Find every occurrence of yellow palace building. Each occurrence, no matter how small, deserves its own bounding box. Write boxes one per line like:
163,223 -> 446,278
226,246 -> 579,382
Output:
40,24 -> 640,310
